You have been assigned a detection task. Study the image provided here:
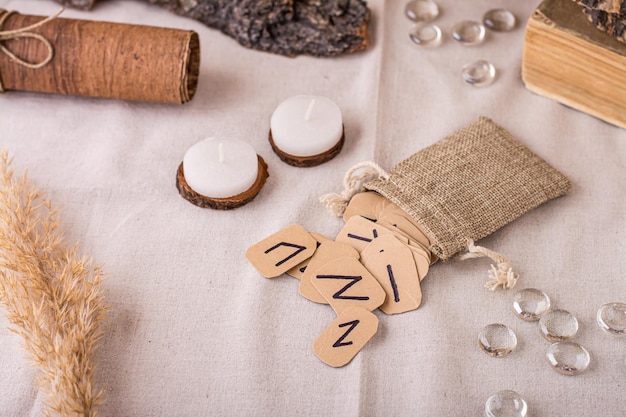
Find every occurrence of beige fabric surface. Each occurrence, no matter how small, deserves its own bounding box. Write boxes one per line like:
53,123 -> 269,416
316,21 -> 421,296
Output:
365,116 -> 571,260
1,0 -> 625,416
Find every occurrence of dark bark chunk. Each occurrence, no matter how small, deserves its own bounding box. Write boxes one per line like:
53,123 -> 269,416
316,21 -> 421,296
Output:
54,0 -> 96,10
580,4 -> 626,42
574,0 -> 626,18
55,0 -> 370,57
147,0 -> 371,57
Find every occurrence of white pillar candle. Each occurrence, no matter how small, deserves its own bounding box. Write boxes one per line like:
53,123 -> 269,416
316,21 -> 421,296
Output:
270,95 -> 343,157
183,137 -> 259,198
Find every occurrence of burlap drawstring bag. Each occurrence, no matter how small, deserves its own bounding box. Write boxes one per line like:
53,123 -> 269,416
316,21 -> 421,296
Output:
321,116 -> 571,290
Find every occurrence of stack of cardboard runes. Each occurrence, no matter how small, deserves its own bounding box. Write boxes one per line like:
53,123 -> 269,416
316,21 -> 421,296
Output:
246,191 -> 435,367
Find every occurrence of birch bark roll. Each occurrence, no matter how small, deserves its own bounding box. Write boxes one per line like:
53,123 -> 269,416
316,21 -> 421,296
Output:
0,11 -> 200,104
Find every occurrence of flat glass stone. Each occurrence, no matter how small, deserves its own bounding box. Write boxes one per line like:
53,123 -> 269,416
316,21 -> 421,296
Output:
513,288 -> 551,321
462,60 -> 495,87
546,341 -> 590,376
405,0 -> 440,22
409,24 -> 442,48
539,309 -> 578,342
485,390 -> 528,417
597,302 -> 626,335
452,21 -> 486,46
483,9 -> 517,32
478,323 -> 517,357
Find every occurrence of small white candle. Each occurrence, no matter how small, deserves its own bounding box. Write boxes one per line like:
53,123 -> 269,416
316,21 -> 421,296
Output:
183,137 -> 258,198
304,98 -> 316,121
270,95 -> 343,157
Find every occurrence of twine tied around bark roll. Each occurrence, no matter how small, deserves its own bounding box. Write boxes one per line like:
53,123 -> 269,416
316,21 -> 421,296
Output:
0,8 -> 63,92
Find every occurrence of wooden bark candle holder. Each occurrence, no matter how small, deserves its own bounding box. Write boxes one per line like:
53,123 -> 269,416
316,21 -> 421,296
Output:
0,9 -> 200,104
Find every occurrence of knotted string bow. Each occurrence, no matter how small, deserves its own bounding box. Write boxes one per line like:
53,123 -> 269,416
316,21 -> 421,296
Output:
0,8 -> 63,92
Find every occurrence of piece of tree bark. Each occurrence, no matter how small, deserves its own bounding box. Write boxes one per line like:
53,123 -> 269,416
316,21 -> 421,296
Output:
0,12 -> 200,103
571,0 -> 626,42
574,0 -> 626,17
53,0 -> 371,57
574,0 -> 626,42
580,5 -> 626,41
54,0 -> 96,10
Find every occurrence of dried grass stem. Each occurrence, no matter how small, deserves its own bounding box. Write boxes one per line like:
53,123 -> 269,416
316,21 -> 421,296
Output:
0,150 -> 106,417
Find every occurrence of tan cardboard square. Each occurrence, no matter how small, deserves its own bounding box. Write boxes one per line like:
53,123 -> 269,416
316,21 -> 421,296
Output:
406,240 -> 431,281
313,306 -> 379,368
246,224 -> 317,278
287,232 -> 331,280
363,215 -> 432,267
378,210 -> 431,249
299,241 -> 360,304
311,257 -> 385,314
372,195 -> 396,218
342,191 -> 389,222
361,234 -> 423,314
336,216 -> 408,253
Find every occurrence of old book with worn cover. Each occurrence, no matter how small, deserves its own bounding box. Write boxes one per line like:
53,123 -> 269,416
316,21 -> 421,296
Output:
522,0 -> 626,129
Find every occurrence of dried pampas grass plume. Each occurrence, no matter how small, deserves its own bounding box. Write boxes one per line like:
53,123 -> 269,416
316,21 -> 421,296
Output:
0,150 -> 106,417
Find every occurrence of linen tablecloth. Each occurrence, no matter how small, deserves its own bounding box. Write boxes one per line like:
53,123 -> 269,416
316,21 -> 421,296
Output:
1,0 -> 625,415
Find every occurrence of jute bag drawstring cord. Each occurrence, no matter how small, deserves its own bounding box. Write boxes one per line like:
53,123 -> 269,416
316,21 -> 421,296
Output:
320,161 -> 519,291
320,161 -> 390,217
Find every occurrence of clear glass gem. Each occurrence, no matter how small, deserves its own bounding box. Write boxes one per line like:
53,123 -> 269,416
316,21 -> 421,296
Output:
409,24 -> 443,48
539,309 -> 579,342
513,288 -> 551,321
546,341 -> 591,376
452,21 -> 486,46
462,60 -> 495,87
405,0 -> 440,22
483,9 -> 517,32
485,390 -> 528,417
478,323 -> 517,357
597,302 -> 626,335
